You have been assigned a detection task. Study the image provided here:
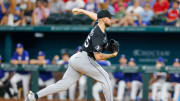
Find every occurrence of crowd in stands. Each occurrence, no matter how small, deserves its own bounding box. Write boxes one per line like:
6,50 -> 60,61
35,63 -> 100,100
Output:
0,43 -> 180,101
0,0 -> 180,26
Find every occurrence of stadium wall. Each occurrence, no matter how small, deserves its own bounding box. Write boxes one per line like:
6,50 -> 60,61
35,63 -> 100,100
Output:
1,27 -> 180,65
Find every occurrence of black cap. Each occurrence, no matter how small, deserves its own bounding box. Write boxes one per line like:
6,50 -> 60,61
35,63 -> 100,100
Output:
97,9 -> 112,19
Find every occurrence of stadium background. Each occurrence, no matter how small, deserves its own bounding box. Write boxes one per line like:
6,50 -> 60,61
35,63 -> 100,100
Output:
1,0 -> 180,101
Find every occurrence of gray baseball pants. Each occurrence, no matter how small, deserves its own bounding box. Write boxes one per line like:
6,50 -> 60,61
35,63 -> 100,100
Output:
37,51 -> 113,101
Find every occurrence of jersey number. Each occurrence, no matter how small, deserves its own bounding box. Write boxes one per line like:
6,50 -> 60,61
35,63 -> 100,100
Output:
84,35 -> 91,48
84,29 -> 94,48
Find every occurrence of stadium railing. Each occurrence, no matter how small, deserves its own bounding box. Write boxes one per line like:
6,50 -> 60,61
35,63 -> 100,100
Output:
0,64 -> 179,101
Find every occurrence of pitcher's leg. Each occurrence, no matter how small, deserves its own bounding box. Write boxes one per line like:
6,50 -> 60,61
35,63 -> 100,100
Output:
83,58 -> 113,101
70,52 -> 113,101
37,65 -> 80,98
44,79 -> 55,100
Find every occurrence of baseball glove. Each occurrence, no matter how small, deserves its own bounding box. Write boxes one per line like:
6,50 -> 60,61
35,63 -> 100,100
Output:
105,39 -> 119,53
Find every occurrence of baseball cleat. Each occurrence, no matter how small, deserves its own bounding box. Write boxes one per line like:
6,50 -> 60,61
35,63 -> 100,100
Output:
25,91 -> 36,101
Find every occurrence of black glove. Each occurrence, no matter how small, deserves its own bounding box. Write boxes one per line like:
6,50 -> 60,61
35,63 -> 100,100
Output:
105,39 -> 119,53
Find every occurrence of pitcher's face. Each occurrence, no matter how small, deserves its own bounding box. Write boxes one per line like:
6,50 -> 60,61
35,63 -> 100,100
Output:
102,17 -> 112,27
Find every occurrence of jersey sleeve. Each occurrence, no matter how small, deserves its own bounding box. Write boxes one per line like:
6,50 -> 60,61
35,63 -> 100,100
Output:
92,31 -> 104,53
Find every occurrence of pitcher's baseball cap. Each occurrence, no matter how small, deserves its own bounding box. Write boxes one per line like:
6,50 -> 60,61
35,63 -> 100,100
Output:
97,9 -> 112,19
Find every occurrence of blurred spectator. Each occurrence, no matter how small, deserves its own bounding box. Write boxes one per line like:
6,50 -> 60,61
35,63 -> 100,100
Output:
31,0 -> 50,25
107,0 -> 115,15
119,54 -> 128,67
112,3 -> 126,26
10,43 -> 29,65
139,3 -> 154,26
141,0 -> 156,8
30,51 -> 50,65
0,56 -> 13,99
128,58 -> 142,101
2,0 -> 29,26
56,53 -> 69,66
173,58 -> 180,67
150,57 -> 167,101
166,1 -> 179,26
128,58 -> 136,67
153,0 -> 169,15
0,0 -> 7,25
98,0 -> 115,15
77,46 -> 82,51
120,0 -> 144,26
65,0 -> 85,12
49,0 -> 65,14
155,57 -> 165,69
10,43 -> 30,98
112,0 -> 127,13
30,51 -> 55,100
52,55 -> 59,65
23,0 -> 36,25
177,0 -> 180,11
84,0 -> 98,12
150,0 -> 169,25
114,55 -> 131,101
13,1 -> 27,26
169,58 -> 180,101
0,0 -> 178,26
8,0 -> 17,25
160,58 -> 180,101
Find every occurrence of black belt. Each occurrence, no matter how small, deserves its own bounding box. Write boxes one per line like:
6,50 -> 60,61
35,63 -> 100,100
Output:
80,49 -> 96,60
